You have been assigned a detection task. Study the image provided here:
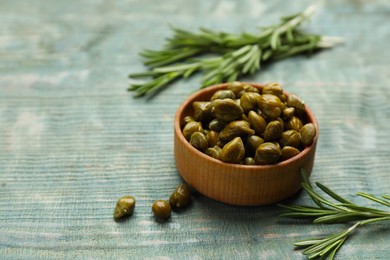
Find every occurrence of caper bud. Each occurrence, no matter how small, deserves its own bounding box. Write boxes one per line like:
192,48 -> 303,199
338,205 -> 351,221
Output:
254,142 -> 281,165
300,123 -> 316,147
280,130 -> 301,148
219,120 -> 255,141
243,84 -> 260,93
183,116 -> 195,124
206,130 -> 219,147
209,99 -> 244,122
205,145 -> 222,160
209,118 -> 227,132
193,101 -> 212,122
258,94 -> 283,120
240,92 -> 261,113
182,121 -> 203,140
190,131 -> 208,151
287,94 -> 305,115
220,137 -> 245,164
285,116 -> 303,131
152,200 -> 171,220
169,183 -> 191,209
264,120 -> 283,142
246,135 -> 264,155
227,81 -> 245,97
280,146 -> 300,161
247,111 -> 267,136
244,157 -> 256,165
282,107 -> 295,119
113,196 -> 136,220
262,82 -> 283,99
210,90 -> 236,101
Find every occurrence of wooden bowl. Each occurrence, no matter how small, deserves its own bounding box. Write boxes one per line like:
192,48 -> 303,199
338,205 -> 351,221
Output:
174,83 -> 318,206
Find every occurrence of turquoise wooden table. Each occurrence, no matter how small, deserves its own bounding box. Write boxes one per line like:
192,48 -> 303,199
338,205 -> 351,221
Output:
1,0 -> 389,259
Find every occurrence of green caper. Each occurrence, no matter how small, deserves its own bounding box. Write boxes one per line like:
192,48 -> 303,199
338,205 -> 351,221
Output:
113,196 -> 136,220
287,94 -> 305,115
240,92 -> 261,113
247,111 -> 267,136
280,146 -> 301,161
262,82 -> 283,99
209,118 -> 227,132
210,89 -> 236,101
282,107 -> 295,119
220,137 -> 245,164
285,116 -> 303,131
280,130 -> 301,148
193,101 -> 212,122
300,123 -> 316,147
205,145 -> 222,160
243,84 -> 260,93
246,135 -> 264,155
244,157 -> 256,165
219,120 -> 255,141
183,116 -> 195,125
169,183 -> 191,209
227,81 -> 245,97
264,120 -> 283,142
258,94 -> 283,120
206,130 -> 219,147
182,121 -> 203,140
209,99 -> 244,122
152,200 -> 171,220
190,131 -> 208,151
254,142 -> 281,165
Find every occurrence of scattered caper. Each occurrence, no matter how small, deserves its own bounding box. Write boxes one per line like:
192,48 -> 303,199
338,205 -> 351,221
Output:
113,196 -> 136,220
220,137 -> 245,163
169,183 -> 191,209
152,200 -> 171,220
300,123 -> 316,146
219,120 -> 255,141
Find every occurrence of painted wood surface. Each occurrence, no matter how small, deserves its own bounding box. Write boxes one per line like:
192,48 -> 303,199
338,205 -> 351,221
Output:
1,0 -> 389,259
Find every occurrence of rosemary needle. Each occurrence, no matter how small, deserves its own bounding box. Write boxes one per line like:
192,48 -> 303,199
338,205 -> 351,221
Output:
278,169 -> 390,259
128,6 -> 343,97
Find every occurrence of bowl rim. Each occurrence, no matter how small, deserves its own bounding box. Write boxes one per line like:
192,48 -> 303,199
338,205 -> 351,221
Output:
174,82 -> 319,170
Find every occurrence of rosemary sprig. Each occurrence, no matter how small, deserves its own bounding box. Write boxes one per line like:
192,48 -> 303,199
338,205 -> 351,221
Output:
278,169 -> 390,259
128,6 -> 343,97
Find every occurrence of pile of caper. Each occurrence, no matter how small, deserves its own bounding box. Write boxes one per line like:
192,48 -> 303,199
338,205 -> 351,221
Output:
182,82 -> 316,165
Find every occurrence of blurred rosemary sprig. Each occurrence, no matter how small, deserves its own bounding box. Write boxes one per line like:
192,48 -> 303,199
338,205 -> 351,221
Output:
278,169 -> 390,259
128,6 -> 343,97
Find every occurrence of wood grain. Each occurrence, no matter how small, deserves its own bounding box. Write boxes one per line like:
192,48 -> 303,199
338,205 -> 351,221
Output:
1,0 -> 390,259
